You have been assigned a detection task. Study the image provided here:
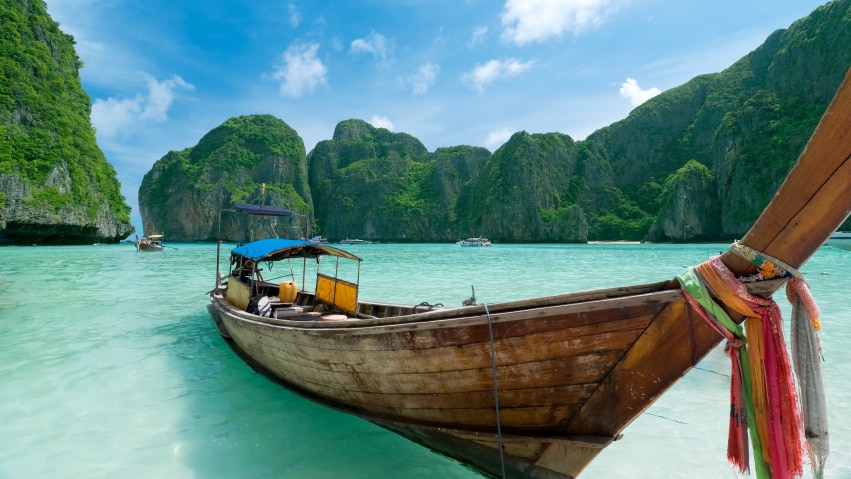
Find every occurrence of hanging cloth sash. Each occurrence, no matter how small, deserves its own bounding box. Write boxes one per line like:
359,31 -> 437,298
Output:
677,243 -> 827,479
677,267 -> 765,476
788,277 -> 829,479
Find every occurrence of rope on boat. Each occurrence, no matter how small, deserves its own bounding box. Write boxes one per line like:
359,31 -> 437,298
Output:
413,301 -> 444,312
729,240 -> 803,280
483,303 -> 506,479
643,412 -> 687,425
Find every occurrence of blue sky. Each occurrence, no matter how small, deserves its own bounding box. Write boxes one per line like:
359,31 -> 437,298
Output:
44,0 -> 829,235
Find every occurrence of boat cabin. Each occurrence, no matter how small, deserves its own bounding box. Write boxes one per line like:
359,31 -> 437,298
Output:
222,238 -> 364,320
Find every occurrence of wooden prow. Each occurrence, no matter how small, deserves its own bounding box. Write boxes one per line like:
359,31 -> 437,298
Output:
721,66 -> 851,276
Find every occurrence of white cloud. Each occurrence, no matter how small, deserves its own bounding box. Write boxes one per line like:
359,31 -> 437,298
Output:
91,97 -> 141,138
468,26 -> 488,47
139,75 -> 193,121
267,42 -> 327,98
485,127 -> 514,150
288,3 -> 301,27
351,31 -> 394,63
619,77 -> 661,106
409,63 -> 440,94
91,74 -> 194,137
501,0 -> 619,45
461,58 -> 535,93
368,115 -> 395,131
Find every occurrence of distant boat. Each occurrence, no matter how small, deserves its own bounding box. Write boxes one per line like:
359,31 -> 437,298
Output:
340,238 -> 371,245
306,236 -> 329,244
586,240 -> 645,245
457,237 -> 492,247
825,231 -> 851,250
136,234 -> 164,252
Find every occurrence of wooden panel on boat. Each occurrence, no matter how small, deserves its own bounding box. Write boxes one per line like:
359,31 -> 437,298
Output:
565,299 -> 722,435
216,289 -> 685,431
243,315 -> 651,375
307,383 -> 597,410
535,441 -> 605,479
236,324 -> 624,394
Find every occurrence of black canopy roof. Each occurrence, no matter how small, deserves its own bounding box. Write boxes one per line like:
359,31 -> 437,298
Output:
233,203 -> 294,217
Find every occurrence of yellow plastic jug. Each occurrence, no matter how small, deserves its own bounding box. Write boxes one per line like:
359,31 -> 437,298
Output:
279,281 -> 297,303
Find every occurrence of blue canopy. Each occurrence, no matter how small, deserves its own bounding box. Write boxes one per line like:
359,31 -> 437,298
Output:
231,238 -> 361,262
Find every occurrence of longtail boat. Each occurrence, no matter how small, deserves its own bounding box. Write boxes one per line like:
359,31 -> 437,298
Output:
135,234 -> 165,252
207,67 -> 851,478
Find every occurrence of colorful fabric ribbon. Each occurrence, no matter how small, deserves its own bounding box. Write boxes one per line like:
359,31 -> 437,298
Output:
678,266 -> 765,476
677,252 -> 826,479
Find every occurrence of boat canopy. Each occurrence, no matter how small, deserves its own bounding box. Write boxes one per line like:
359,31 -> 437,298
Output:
233,203 -> 295,217
232,238 -> 362,262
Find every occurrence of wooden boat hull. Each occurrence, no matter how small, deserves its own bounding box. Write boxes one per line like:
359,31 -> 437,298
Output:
209,279 -> 743,478
137,243 -> 163,251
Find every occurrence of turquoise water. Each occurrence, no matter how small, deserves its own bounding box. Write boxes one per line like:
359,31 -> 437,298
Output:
1,242 -> 848,478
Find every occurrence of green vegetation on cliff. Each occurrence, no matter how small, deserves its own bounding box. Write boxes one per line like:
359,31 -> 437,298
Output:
308,119 -> 443,241
138,114 -> 311,241
138,0 -> 851,242
0,0 -> 132,243
588,0 -> 851,240
297,0 -> 850,244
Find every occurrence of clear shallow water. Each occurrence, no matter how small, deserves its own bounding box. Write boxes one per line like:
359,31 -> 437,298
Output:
1,242 -> 848,478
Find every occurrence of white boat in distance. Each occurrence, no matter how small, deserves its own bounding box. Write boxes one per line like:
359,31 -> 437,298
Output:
457,237 -> 492,247
306,236 -> 329,244
340,238 -> 372,245
825,231 -> 851,250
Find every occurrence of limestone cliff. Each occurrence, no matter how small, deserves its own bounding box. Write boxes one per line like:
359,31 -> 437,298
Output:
308,119 -> 487,241
460,131 -> 590,242
649,160 -> 721,241
138,0 -> 851,242
590,0 -> 851,239
0,0 -> 133,244
138,115 -> 312,242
